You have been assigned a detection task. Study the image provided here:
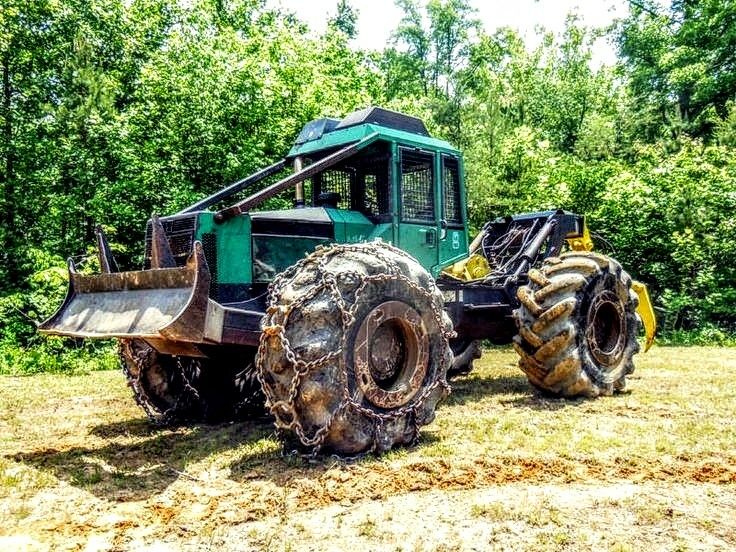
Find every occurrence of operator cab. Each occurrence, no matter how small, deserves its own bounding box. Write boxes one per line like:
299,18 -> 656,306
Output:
277,106 -> 469,276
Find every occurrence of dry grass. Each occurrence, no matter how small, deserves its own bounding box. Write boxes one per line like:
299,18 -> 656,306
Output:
0,346 -> 735,550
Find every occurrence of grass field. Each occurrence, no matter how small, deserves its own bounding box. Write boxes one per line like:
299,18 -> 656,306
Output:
1,346 -> 735,551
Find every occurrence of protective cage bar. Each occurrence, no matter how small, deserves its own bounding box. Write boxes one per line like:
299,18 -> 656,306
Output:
315,168 -> 354,210
312,142 -> 391,217
216,133 -> 380,221
442,155 -> 462,225
400,148 -> 435,223
178,159 -> 287,215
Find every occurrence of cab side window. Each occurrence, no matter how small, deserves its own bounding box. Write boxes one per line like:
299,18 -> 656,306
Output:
311,142 -> 391,220
442,155 -> 462,226
400,149 -> 435,223
316,169 -> 353,210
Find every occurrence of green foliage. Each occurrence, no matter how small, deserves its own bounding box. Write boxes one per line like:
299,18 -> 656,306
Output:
0,339 -> 119,376
0,249 -> 117,374
328,0 -> 359,39
617,0 -> 736,139
1,0 -> 735,375
657,325 -> 736,348
589,140 -> 736,332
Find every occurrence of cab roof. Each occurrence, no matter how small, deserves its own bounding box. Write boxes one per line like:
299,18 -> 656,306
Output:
287,106 -> 460,159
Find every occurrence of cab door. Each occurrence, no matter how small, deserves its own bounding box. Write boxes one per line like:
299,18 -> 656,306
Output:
396,147 -> 439,272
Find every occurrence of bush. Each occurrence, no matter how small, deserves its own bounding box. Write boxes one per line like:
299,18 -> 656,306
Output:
0,249 -> 117,375
0,339 -> 119,376
657,325 -> 736,347
588,140 -> 736,333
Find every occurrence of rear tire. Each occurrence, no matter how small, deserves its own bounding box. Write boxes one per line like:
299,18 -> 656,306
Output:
119,339 -> 265,423
257,242 -> 454,456
512,251 -> 640,397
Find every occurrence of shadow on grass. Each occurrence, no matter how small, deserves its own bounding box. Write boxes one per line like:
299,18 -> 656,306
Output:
7,371 -> 584,501
8,416 -> 287,502
446,372 -> 586,411
447,373 -> 531,403
87,417 -> 168,439
8,414 -> 394,502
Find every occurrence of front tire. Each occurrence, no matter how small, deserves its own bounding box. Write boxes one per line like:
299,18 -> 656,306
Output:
257,242 -> 454,456
119,339 -> 265,423
512,251 -> 640,397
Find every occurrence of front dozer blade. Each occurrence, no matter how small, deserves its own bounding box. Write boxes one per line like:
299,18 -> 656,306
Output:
39,242 -> 210,343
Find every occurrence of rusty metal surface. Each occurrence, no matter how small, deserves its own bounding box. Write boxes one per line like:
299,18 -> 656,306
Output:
39,240 -> 263,350
150,214 -> 177,269
353,300 -> 429,409
257,241 -> 454,457
39,243 -> 209,341
40,287 -> 194,337
158,243 -> 210,342
144,338 -> 205,357
585,290 -> 626,368
95,225 -> 118,274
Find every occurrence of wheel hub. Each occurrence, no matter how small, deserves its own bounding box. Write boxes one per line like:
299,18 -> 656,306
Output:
586,290 -> 626,367
369,321 -> 406,381
354,300 -> 429,409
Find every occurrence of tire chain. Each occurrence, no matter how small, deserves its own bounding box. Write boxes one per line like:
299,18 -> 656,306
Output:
256,240 -> 454,458
119,339 -> 203,425
232,362 -> 268,419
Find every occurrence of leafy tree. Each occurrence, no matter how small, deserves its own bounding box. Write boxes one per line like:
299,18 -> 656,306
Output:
590,139 -> 736,332
328,0 -> 359,39
1,0 -> 58,286
381,0 -> 432,98
617,0 -> 736,139
380,0 -> 479,142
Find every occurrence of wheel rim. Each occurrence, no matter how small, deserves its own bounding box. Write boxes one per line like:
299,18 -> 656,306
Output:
586,290 -> 627,368
353,300 -> 429,409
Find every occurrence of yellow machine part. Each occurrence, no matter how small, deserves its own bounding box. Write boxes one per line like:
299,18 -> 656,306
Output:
631,280 -> 656,352
565,223 -> 595,252
442,253 -> 491,281
444,223 -> 657,351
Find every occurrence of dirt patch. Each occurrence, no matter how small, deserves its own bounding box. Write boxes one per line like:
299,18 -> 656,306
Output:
271,454 -> 736,513
230,482 -> 736,552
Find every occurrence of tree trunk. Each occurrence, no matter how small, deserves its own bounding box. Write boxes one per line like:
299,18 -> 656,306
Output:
1,53 -> 17,284
2,55 -> 12,213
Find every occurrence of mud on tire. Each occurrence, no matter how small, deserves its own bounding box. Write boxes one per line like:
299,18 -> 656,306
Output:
257,241 -> 454,456
119,339 -> 265,423
512,251 -> 641,397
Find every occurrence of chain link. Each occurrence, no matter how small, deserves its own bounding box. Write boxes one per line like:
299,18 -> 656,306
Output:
118,339 -> 206,424
256,240 -> 454,458
119,339 -> 161,421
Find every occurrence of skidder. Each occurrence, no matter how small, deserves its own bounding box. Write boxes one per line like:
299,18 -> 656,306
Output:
40,107 -> 655,455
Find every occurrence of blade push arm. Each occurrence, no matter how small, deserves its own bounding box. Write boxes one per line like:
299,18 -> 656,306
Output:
178,159 -> 287,215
